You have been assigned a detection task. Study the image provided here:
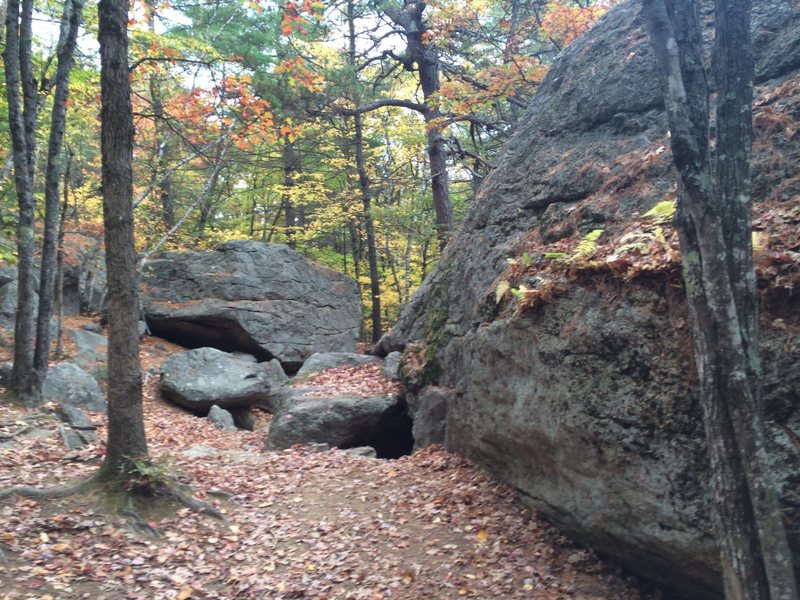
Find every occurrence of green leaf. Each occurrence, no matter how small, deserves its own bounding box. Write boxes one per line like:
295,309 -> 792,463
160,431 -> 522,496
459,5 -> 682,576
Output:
642,199 -> 677,223
573,229 -> 604,258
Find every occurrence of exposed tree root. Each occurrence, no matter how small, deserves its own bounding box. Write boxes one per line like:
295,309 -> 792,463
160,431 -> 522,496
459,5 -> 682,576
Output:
167,485 -> 226,520
0,477 -> 93,500
0,425 -> 33,441
0,470 -> 225,533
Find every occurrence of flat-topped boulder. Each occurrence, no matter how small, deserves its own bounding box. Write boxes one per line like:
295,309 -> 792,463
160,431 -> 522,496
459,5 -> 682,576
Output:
160,347 -> 287,412
265,388 -> 412,459
142,240 -> 362,370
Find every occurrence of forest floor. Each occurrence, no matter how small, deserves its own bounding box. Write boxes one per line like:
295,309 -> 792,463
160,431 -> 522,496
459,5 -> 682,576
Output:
0,321 -> 654,600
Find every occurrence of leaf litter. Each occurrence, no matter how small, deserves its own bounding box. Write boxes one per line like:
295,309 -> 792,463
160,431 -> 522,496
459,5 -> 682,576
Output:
0,328 -> 652,599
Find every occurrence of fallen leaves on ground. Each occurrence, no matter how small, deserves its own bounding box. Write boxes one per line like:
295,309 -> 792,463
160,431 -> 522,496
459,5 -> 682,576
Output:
0,331 -> 649,600
295,364 -> 403,399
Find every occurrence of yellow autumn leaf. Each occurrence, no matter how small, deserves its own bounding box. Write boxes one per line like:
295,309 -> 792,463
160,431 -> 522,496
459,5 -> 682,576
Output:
476,529 -> 489,544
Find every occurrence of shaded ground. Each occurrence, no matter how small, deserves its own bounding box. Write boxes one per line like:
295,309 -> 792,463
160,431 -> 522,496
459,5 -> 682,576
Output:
0,325 -> 653,599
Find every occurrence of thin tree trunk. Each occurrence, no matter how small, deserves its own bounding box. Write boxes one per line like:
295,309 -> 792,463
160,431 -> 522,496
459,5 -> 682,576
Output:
34,0 -> 85,379
98,0 -> 148,472
283,140 -> 298,249
54,148 -> 73,358
643,1 -> 798,597
4,0 -> 37,402
347,0 -> 382,342
381,0 -> 454,249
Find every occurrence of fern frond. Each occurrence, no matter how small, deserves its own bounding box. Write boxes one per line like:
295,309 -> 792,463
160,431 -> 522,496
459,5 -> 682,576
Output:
643,199 -> 677,223
573,229 -> 604,258
495,280 -> 510,304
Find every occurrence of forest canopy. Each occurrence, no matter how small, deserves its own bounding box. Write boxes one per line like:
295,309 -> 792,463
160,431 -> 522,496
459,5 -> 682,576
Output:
0,0 -> 618,339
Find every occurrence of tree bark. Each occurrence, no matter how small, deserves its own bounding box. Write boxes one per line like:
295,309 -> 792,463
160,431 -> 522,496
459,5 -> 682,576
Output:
4,0 -> 38,402
34,0 -> 86,380
347,0 -> 382,342
381,0 -> 454,249
643,1 -> 798,598
98,0 -> 148,471
283,140 -> 299,249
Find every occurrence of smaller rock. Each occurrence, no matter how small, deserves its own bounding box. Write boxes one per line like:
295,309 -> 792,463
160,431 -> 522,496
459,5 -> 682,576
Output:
183,445 -> 220,458
383,352 -> 403,380
81,323 -> 103,334
308,443 -> 331,452
342,446 -> 377,458
138,321 -> 148,338
59,425 -> 86,449
372,331 -> 406,357
208,405 -> 237,431
229,407 -> 255,431
68,329 -> 108,370
0,265 -> 16,286
43,363 -> 106,412
56,405 -> 95,431
294,352 -> 381,379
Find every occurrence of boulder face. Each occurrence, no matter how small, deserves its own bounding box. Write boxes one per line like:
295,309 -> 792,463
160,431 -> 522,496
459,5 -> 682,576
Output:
160,347 -> 286,412
387,1 -> 800,598
265,389 -> 413,458
142,240 -> 362,370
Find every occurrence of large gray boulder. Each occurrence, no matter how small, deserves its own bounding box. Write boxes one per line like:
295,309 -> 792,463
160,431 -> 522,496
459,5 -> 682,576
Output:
0,279 -> 37,329
265,390 -> 412,458
142,241 -> 362,370
0,362 -> 105,412
43,363 -> 106,412
68,329 -> 108,370
160,347 -> 286,412
386,1 -> 800,598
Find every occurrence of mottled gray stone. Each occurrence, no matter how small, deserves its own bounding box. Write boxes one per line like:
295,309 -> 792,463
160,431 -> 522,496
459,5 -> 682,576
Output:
142,241 -> 362,370
266,391 -> 412,458
43,363 -> 106,412
407,386 -> 451,449
160,347 -> 285,412
382,352 -> 403,380
68,329 -> 108,370
208,405 -> 237,431
386,1 -> 800,597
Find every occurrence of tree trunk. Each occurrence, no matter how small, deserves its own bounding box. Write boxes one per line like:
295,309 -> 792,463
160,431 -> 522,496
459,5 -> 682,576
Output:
643,1 -> 798,598
404,2 -> 453,249
347,0 -> 382,342
54,148 -> 73,358
382,0 -> 454,249
283,140 -> 298,249
4,0 -> 38,403
98,0 -> 148,471
34,0 -> 85,379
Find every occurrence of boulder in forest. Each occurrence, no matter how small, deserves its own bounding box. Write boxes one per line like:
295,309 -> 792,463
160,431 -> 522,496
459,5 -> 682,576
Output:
142,240 -> 362,370
68,329 -> 108,370
266,389 -> 413,458
0,279 -> 37,329
386,1 -> 800,597
208,405 -> 237,431
42,363 -> 106,412
160,347 -> 286,412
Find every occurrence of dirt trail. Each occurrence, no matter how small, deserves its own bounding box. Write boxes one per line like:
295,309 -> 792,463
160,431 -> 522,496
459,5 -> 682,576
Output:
0,327 -> 651,599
